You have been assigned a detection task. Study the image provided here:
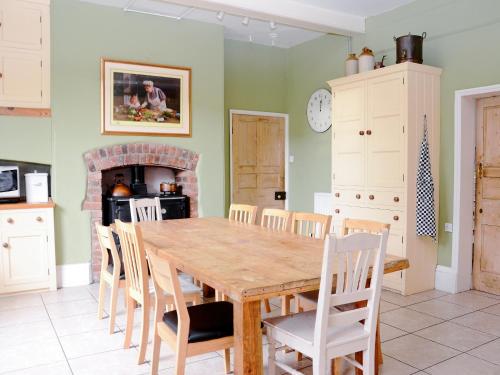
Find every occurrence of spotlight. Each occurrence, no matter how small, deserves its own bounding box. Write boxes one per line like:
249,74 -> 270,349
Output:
216,11 -> 224,21
242,16 -> 249,26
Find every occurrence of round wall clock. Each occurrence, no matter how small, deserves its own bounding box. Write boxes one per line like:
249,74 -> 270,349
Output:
307,88 -> 332,133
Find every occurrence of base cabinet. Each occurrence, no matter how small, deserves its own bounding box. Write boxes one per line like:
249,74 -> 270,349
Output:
0,206 -> 56,294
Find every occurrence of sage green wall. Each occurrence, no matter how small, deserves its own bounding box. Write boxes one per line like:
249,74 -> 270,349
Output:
287,0 -> 500,267
224,40 -> 288,213
0,0 -> 225,266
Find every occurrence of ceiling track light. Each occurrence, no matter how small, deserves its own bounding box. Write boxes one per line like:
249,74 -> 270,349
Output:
216,11 -> 224,21
242,16 -> 249,26
270,21 -> 277,30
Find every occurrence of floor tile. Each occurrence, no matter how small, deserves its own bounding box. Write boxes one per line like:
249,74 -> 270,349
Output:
379,322 -> 407,342
425,353 -> 500,375
380,307 -> 443,332
407,299 -> 476,320
59,328 -> 126,359
0,337 -> 65,373
438,291 -> 498,310
158,355 -> 228,374
469,338 -> 500,366
156,342 -> 220,370
0,293 -> 43,312
45,299 -> 98,320
381,289 -> 448,307
0,319 -> 57,347
0,305 -> 48,328
2,362 -> 72,375
41,286 -> 95,304
51,311 -> 114,336
68,348 -> 149,375
451,311 -> 500,336
481,303 -> 500,316
414,321 -> 497,351
378,355 -> 418,375
383,334 -> 459,370
380,300 -> 400,313
467,290 -> 500,300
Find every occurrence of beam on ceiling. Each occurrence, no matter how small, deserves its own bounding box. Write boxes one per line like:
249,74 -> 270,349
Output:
159,0 -> 366,35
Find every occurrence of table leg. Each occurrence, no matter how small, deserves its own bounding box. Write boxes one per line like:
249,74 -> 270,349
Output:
234,300 -> 263,375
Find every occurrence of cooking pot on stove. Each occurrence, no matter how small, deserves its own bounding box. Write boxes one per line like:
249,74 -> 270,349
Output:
111,173 -> 132,197
394,32 -> 426,64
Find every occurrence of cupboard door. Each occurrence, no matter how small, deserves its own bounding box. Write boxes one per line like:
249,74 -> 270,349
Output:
332,82 -> 365,188
1,230 -> 49,292
366,74 -> 405,189
0,50 -> 44,106
0,0 -> 46,50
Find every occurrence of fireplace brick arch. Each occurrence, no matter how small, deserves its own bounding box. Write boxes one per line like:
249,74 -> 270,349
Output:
82,143 -> 199,280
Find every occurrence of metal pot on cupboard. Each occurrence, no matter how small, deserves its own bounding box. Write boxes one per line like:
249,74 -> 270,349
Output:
394,32 -> 426,64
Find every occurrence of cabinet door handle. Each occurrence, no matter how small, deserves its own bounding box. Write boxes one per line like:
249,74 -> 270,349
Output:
36,216 -> 43,222
369,195 -> 374,200
366,129 -> 372,135
359,130 -> 365,136
394,196 -> 400,202
0,73 -> 3,79
335,209 -> 340,214
2,243 -> 8,248
334,192 -> 340,198
6,218 -> 14,224
355,194 -> 361,199
393,215 -> 399,221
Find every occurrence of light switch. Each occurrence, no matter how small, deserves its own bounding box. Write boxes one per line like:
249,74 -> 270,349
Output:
444,223 -> 453,233
289,155 -> 295,163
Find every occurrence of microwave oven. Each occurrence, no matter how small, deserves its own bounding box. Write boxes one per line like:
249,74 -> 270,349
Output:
0,166 -> 20,200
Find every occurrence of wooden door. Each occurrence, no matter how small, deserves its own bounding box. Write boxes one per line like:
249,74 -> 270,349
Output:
232,114 -> 285,220
0,0 -> 46,50
473,97 -> 500,294
1,230 -> 49,293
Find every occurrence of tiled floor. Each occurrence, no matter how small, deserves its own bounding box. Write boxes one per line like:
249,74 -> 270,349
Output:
1,286 -> 500,374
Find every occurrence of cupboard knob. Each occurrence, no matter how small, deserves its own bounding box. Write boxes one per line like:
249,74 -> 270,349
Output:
369,195 -> 374,200
359,130 -> 365,136
335,209 -> 340,214
36,216 -> 43,222
393,215 -> 399,221
0,73 -> 3,78
355,194 -> 361,199
366,130 -> 372,135
334,192 -> 340,198
479,208 -> 483,214
2,243 -> 8,248
7,218 -> 14,224
394,196 -> 400,202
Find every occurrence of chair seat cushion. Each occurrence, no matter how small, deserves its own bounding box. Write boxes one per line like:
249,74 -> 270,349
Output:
163,301 -> 233,343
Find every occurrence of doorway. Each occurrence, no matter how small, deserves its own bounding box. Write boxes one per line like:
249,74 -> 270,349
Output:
230,110 -> 289,221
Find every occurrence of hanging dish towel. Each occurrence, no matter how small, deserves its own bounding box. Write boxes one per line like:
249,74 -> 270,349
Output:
416,115 -> 437,240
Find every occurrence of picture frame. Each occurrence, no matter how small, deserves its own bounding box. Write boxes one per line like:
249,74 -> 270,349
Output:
101,58 -> 191,137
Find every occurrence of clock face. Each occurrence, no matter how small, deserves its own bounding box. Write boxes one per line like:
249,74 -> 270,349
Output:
307,88 -> 332,133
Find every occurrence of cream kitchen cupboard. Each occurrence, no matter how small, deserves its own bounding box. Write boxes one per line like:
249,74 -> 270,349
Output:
0,0 -> 50,110
0,202 -> 56,294
328,62 -> 442,295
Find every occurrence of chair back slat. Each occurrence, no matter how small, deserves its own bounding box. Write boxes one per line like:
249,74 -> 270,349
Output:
115,220 -> 149,301
291,212 -> 332,240
95,223 -> 121,275
229,203 -> 258,224
261,208 -> 291,231
130,197 -> 162,223
314,230 -> 388,354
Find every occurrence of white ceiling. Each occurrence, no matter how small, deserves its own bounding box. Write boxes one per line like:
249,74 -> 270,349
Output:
81,0 -> 415,48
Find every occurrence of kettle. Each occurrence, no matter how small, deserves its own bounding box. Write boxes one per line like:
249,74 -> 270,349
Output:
111,173 -> 132,197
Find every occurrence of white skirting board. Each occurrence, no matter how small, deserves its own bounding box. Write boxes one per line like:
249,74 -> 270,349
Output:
56,263 -> 92,288
435,265 -> 471,294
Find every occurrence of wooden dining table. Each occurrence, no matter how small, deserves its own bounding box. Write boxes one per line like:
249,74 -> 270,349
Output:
140,217 -> 410,375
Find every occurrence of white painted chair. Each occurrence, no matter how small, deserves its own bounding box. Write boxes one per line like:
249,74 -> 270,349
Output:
147,249 -> 233,375
95,223 -> 127,334
228,203 -> 258,224
129,197 -> 162,223
115,220 -> 202,365
264,230 -> 389,375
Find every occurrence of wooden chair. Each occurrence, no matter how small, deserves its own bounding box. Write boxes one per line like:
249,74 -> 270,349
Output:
96,223 -> 127,334
115,220 -> 202,365
147,249 -> 233,375
260,208 -> 292,313
264,230 -> 389,375
295,218 -> 391,374
281,212 -> 332,315
129,197 -> 162,223
228,203 -> 258,224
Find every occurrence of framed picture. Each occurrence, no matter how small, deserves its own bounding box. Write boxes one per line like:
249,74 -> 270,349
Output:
101,59 -> 191,137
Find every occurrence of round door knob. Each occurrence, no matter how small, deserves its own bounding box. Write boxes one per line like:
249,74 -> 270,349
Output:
6,218 -> 14,224
355,194 -> 361,199
2,243 -> 8,248
366,130 -> 372,135
335,209 -> 340,214
394,196 -> 400,202
36,216 -> 43,222
369,195 -> 374,200
359,130 -> 365,136
335,192 -> 340,198
393,215 -> 399,221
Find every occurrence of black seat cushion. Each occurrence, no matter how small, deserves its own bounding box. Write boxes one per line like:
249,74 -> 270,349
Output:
107,263 -> 126,280
163,301 -> 233,343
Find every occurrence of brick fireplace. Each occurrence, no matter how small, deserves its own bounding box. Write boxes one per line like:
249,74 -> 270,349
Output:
82,143 -> 199,281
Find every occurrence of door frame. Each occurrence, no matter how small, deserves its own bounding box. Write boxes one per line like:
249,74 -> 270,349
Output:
229,109 -> 290,210
438,84 -> 500,293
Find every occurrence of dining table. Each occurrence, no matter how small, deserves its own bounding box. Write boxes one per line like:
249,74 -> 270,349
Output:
140,217 -> 410,375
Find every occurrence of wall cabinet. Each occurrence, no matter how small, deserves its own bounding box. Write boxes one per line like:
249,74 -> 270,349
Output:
0,0 -> 50,112
329,62 -> 442,295
0,203 -> 56,294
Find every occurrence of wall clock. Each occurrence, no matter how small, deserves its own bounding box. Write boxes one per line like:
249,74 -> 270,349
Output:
307,88 -> 332,133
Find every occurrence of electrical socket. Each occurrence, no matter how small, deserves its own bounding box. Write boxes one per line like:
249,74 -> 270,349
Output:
444,223 -> 453,233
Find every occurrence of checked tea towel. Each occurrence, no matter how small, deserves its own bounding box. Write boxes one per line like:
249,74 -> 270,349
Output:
416,115 -> 437,240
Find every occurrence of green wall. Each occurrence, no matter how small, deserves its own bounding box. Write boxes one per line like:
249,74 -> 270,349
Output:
224,40 -> 288,213
0,0 -> 225,265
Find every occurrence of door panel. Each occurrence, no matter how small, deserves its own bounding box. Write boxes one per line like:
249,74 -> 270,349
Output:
0,0 -> 45,50
232,114 -> 286,220
474,98 -> 500,294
